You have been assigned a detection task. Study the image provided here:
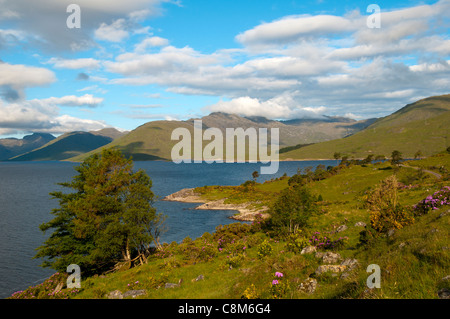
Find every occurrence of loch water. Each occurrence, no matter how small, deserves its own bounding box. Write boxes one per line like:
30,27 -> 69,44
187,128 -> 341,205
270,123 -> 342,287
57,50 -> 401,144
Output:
0,160 -> 336,298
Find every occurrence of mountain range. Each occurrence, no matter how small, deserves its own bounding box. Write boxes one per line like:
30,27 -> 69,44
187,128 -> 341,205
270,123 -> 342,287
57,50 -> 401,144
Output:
0,94 -> 448,162
0,133 -> 55,161
68,112 -> 375,162
279,94 -> 450,160
5,128 -> 126,161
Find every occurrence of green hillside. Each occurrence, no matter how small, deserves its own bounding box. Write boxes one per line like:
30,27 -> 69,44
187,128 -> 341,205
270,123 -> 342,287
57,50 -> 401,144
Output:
70,95 -> 449,163
69,113 -> 372,162
280,94 -> 450,160
69,121 -> 195,162
0,133 -> 55,161
11,153 -> 450,299
10,132 -> 113,161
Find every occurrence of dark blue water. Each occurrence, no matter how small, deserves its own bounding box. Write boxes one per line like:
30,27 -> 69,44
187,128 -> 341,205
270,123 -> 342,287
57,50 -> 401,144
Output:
0,160 -> 335,298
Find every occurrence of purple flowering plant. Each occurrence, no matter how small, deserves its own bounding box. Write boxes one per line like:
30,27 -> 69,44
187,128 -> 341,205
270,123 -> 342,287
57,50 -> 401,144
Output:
309,231 -> 348,250
413,186 -> 450,216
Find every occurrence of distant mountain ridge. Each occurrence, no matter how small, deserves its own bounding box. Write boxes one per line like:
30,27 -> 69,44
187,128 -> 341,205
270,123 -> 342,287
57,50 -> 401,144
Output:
0,133 -> 55,160
8,128 -> 126,161
70,112 -> 375,162
280,94 -> 450,160
189,112 -> 375,146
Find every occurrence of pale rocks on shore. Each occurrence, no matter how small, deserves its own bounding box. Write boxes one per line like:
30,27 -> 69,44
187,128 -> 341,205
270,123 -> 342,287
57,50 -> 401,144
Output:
163,188 -> 269,221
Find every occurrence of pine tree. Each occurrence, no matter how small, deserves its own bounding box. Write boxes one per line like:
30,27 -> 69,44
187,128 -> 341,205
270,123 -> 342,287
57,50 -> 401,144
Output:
34,148 -> 165,275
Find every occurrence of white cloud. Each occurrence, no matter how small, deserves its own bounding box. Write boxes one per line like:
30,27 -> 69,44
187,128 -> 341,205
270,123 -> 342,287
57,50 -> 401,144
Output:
379,1 -> 449,25
242,55 -> 345,77
0,97 -> 108,135
409,60 -> 450,73
0,62 -> 55,101
39,94 -> 104,107
0,28 -> 26,47
47,57 -> 100,69
236,14 -> 359,49
100,1 -> 450,121
134,36 -> 169,52
205,94 -> 327,120
105,45 -> 220,75
0,0 -> 169,51
77,85 -> 108,94
128,9 -> 152,22
0,62 -> 55,88
95,19 -> 129,42
53,114 -> 109,132
343,112 -> 360,119
364,89 -> 416,99
3,0 -> 447,125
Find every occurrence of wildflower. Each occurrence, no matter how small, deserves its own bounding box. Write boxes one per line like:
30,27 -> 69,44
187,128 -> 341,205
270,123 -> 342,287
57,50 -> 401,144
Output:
275,272 -> 283,278
272,280 -> 279,285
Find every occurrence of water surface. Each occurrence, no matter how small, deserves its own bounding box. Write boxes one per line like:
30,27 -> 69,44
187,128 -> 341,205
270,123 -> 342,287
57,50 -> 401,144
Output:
0,160 -> 335,298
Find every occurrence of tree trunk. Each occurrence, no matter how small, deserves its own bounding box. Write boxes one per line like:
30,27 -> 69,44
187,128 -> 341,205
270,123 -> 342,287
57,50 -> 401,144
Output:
123,237 -> 131,262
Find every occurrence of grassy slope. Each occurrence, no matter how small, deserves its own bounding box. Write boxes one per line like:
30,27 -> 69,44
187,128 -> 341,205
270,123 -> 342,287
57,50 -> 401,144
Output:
17,153 -> 444,300
280,95 -> 450,160
68,114 -> 373,163
69,120 -> 278,163
0,133 -> 55,161
69,121 -> 195,162
9,132 -> 113,161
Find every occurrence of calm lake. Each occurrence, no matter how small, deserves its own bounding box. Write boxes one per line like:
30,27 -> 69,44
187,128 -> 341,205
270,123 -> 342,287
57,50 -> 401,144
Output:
0,160 -> 336,298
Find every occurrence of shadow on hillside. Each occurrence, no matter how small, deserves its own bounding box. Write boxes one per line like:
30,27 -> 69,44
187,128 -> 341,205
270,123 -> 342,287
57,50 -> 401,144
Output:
121,142 -> 166,161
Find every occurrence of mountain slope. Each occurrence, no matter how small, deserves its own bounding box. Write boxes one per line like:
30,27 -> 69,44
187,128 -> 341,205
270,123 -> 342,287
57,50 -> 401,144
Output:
196,112 -> 374,147
280,94 -> 450,160
70,113 -> 373,162
0,133 -> 55,161
10,129 -> 124,161
69,121 -> 195,162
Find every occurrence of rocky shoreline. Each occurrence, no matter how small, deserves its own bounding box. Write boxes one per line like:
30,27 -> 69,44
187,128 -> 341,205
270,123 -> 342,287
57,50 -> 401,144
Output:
163,188 -> 269,222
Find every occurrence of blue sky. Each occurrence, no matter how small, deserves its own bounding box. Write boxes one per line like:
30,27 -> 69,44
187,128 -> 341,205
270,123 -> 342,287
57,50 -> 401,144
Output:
0,0 -> 449,138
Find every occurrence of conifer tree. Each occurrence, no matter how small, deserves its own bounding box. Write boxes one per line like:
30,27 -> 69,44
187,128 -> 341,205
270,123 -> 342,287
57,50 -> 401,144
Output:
35,148 -> 165,275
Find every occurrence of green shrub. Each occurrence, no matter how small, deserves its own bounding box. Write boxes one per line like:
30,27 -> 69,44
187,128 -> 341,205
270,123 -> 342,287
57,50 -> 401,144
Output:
8,272 -> 81,299
177,236 -> 218,263
250,213 -> 265,232
197,243 -> 218,262
358,225 -> 379,248
257,240 -> 273,259
370,205 -> 415,233
285,232 -> 309,253
225,253 -> 245,268
309,231 -> 349,250
366,175 -> 415,233
288,174 -> 305,186
214,223 -> 252,248
269,272 -> 290,299
267,185 -> 319,235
